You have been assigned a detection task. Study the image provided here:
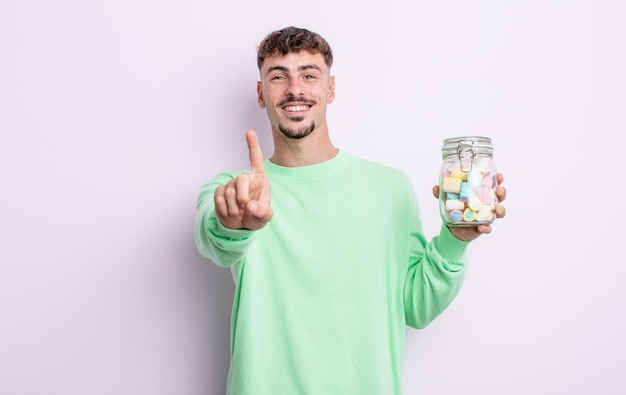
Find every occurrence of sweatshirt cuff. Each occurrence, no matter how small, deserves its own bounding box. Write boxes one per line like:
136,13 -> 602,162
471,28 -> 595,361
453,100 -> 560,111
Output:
435,224 -> 469,262
210,213 -> 256,241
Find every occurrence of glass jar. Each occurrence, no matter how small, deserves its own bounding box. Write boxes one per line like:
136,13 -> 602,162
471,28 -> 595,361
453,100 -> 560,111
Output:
439,136 -> 498,226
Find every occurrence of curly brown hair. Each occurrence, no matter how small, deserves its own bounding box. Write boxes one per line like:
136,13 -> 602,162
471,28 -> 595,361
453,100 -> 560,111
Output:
256,26 -> 333,70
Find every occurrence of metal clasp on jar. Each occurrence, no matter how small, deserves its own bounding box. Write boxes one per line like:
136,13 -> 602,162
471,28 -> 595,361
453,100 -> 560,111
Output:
457,141 -> 475,172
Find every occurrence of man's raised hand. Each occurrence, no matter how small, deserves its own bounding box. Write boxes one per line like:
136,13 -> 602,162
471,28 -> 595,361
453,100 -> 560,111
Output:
214,130 -> 273,230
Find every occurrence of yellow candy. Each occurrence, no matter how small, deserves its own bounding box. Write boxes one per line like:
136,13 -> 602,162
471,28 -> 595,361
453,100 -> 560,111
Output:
450,167 -> 468,181
442,177 -> 462,193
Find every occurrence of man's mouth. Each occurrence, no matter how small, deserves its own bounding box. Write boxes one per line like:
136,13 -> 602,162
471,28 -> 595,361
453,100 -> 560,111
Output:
280,98 -> 315,113
284,104 -> 311,112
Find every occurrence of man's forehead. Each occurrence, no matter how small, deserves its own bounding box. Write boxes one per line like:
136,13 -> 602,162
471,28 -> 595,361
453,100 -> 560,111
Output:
261,51 -> 328,72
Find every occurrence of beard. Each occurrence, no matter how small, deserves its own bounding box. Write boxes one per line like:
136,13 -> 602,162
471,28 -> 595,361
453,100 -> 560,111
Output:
278,120 -> 316,140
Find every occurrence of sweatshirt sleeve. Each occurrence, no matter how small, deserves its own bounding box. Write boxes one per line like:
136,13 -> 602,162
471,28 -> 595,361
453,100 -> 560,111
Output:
403,193 -> 470,329
194,172 -> 257,267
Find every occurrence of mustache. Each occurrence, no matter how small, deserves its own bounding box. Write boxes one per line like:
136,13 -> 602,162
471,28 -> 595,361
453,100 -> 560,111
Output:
278,97 -> 315,107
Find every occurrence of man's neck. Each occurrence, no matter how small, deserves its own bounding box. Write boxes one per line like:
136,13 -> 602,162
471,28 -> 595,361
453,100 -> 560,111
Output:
269,129 -> 338,167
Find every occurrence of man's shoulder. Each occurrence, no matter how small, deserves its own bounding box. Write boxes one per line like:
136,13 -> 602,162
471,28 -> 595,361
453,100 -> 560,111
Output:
346,152 -> 408,175
343,151 -> 412,187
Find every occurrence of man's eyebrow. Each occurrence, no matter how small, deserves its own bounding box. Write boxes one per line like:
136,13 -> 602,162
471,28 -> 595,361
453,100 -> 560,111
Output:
266,64 -> 323,73
266,65 -> 289,73
298,64 -> 322,72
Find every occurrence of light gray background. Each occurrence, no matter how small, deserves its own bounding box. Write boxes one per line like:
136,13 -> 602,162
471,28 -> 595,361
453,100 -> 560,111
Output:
2,0 -> 624,394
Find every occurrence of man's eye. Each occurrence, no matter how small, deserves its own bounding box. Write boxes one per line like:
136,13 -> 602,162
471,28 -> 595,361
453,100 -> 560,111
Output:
304,75 -> 316,79
271,75 -> 285,81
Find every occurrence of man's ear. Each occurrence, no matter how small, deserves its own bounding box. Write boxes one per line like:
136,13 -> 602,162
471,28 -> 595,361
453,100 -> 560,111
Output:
257,81 -> 265,108
327,76 -> 335,104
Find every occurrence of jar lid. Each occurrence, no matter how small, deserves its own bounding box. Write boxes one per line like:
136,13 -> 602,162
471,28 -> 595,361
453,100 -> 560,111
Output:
442,136 -> 493,157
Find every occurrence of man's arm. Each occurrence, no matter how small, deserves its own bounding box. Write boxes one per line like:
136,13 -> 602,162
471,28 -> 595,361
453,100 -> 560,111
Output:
194,130 -> 273,267
403,174 -> 506,328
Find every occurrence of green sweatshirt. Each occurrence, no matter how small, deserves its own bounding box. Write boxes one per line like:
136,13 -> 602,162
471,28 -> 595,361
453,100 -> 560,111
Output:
195,150 -> 469,395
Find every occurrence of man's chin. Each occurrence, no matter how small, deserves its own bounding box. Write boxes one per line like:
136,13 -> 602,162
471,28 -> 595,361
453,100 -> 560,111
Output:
278,122 -> 315,140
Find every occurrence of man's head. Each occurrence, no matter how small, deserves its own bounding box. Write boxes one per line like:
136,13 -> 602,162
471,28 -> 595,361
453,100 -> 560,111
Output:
256,27 -> 335,141
257,26 -> 333,71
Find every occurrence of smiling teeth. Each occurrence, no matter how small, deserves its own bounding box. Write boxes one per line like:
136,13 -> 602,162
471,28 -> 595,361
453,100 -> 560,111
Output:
285,105 -> 308,112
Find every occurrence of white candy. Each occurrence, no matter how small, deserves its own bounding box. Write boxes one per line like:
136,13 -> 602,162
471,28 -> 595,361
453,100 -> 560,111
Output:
467,169 -> 482,188
475,158 -> 491,173
476,206 -> 494,222
445,199 -> 465,211
467,195 -> 482,211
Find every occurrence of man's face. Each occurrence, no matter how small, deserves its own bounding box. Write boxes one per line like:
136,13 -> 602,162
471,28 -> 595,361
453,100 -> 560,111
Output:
257,51 -> 335,139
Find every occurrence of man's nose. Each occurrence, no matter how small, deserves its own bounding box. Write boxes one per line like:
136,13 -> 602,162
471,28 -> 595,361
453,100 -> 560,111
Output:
285,78 -> 304,96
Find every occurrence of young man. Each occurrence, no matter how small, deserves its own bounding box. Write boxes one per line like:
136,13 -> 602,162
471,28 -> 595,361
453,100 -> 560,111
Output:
195,26 -> 507,395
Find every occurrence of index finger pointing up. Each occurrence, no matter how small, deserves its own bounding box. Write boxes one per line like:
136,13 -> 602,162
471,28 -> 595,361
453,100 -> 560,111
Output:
246,130 -> 265,175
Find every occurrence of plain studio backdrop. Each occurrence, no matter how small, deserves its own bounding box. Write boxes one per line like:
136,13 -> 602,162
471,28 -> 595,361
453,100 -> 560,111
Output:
1,0 -> 624,394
